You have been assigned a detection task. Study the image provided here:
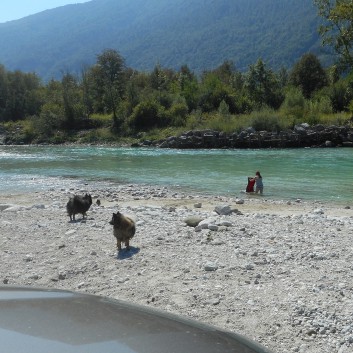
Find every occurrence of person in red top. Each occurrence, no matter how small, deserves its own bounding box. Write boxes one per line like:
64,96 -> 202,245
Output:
246,177 -> 255,193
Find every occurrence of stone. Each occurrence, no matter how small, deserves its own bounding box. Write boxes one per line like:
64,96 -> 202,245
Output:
0,204 -> 14,211
208,224 -> 219,231
220,221 -> 233,227
65,229 -> 76,235
199,218 -> 215,228
214,205 -> 232,215
204,263 -> 218,271
3,205 -> 25,212
184,216 -> 203,227
32,204 -> 45,209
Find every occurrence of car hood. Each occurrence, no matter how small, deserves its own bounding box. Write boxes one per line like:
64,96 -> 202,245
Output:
0,286 -> 273,353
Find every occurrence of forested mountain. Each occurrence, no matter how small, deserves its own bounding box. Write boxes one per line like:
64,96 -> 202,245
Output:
0,0 -> 326,81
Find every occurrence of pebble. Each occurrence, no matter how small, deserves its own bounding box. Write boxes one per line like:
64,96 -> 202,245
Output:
204,263 -> 218,271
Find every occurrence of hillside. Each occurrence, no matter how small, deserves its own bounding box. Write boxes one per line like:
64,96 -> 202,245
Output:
0,0 -> 326,80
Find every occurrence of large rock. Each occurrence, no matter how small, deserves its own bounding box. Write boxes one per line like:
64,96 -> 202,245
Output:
214,205 -> 232,215
184,216 -> 203,227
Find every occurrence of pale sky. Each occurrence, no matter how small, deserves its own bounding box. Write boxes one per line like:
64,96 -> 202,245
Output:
0,1 -> 90,23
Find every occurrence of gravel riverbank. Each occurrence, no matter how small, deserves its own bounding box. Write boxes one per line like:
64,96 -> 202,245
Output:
1,183 -> 352,353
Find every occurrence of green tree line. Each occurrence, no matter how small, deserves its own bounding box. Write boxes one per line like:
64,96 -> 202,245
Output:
0,48 -> 352,144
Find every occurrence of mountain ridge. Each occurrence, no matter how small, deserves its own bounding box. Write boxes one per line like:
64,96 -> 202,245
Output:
0,0 -> 327,80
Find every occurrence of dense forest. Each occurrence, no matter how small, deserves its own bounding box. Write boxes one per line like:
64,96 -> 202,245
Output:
0,0 -> 324,80
0,48 -> 351,145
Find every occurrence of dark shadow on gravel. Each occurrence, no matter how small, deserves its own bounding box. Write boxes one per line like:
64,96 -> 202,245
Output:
116,246 -> 140,260
68,217 -> 94,224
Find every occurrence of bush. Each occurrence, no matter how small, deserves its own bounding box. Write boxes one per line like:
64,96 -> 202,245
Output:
35,103 -> 65,137
78,127 -> 117,143
233,94 -> 253,114
249,109 -> 285,132
168,102 -> 189,126
280,87 -> 305,118
3,120 -> 36,144
89,113 -> 113,128
21,119 -> 36,142
185,110 -> 266,134
319,80 -> 351,112
318,112 -> 351,126
218,100 -> 230,117
50,131 -> 70,144
128,100 -> 169,130
204,113 -> 230,132
306,96 -> 333,115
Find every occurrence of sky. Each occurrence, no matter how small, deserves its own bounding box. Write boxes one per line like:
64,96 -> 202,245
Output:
0,1 -> 90,23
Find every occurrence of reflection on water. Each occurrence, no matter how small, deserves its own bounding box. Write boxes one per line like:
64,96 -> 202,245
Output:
0,145 -> 352,203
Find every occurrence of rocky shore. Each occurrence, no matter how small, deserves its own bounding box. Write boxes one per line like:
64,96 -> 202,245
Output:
139,123 -> 353,149
1,183 -> 353,353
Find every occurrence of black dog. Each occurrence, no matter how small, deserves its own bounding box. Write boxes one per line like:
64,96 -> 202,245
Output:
66,193 -> 92,221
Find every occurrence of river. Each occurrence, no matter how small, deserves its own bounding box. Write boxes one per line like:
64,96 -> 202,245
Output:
0,145 -> 352,204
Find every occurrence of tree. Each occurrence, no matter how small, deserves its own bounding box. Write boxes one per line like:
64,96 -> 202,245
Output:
290,53 -> 328,98
61,73 -> 84,130
198,72 -> 230,112
212,60 -> 236,85
314,0 -> 353,71
4,71 -> 42,121
150,63 -> 168,93
176,65 -> 199,112
0,65 -> 8,121
35,79 -> 64,136
94,49 -> 126,130
244,59 -> 284,109
124,70 -> 141,116
80,64 -> 95,119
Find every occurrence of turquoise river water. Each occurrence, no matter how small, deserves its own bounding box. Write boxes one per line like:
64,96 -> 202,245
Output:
0,145 -> 352,204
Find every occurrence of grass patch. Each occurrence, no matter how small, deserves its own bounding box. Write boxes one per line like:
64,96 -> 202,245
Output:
141,127 -> 186,141
314,112 -> 351,126
78,128 -> 117,143
89,114 -> 113,128
185,109 -> 294,134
